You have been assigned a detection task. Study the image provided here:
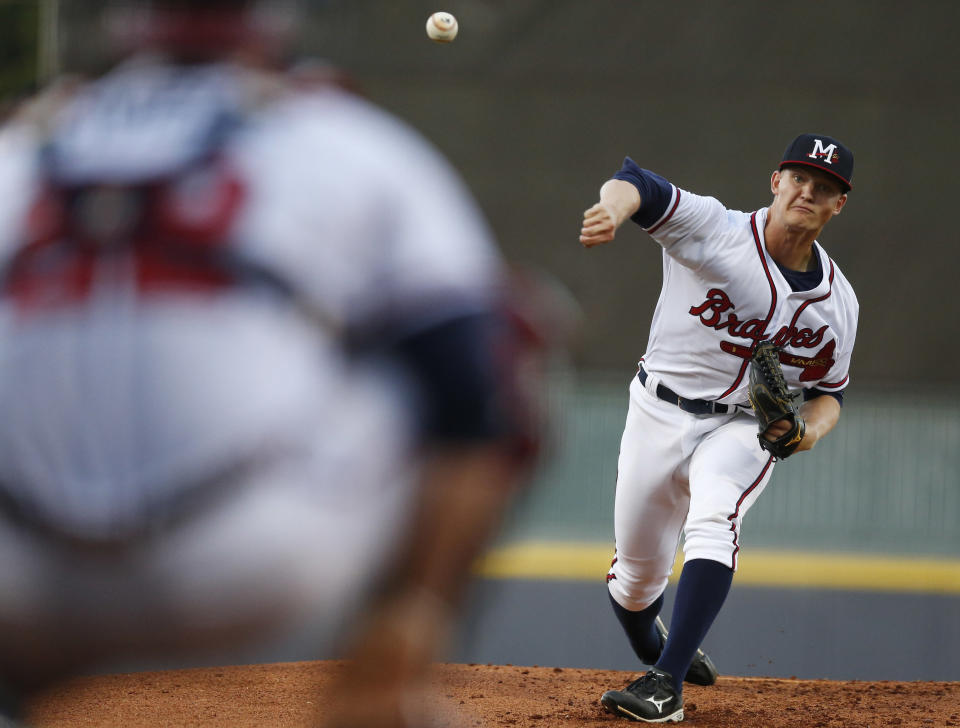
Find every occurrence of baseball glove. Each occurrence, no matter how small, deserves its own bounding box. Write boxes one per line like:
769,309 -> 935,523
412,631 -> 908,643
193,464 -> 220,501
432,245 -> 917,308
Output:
747,340 -> 805,459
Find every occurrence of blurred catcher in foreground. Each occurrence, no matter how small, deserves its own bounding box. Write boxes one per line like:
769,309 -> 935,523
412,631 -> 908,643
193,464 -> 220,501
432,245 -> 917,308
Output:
0,2 -> 572,725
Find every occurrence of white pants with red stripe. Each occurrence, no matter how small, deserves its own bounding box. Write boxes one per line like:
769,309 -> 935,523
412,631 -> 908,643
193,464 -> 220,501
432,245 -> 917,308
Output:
607,374 -> 775,611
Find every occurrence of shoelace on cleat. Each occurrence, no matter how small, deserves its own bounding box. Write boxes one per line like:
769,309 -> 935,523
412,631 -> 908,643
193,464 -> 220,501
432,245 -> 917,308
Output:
626,671 -> 667,696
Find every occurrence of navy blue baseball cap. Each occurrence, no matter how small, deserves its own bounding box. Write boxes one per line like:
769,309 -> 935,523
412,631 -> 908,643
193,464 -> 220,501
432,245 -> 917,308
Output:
779,133 -> 853,192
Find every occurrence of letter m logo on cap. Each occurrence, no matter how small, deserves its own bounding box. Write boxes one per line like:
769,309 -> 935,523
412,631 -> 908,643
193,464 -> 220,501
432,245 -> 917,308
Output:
807,138 -> 839,165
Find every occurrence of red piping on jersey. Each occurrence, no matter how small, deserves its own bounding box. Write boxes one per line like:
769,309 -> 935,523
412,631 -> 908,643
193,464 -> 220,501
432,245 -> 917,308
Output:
779,256 -> 847,387
647,188 -> 682,234
606,551 -> 618,582
718,211 -> 778,399
727,455 -> 775,570
816,375 -> 848,389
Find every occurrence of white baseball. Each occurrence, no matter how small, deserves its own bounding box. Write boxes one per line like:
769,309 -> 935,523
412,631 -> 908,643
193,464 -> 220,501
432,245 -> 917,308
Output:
426,12 -> 458,43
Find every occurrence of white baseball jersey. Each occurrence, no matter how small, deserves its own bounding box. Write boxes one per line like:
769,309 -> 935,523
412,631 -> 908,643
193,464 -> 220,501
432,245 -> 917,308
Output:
639,186 -> 858,405
605,166 -> 860,608
0,58 -> 501,539
0,57 -> 504,655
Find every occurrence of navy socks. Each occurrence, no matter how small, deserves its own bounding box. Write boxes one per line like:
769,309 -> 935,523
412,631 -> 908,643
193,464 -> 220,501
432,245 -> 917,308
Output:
655,558 -> 733,691
608,590 -> 664,664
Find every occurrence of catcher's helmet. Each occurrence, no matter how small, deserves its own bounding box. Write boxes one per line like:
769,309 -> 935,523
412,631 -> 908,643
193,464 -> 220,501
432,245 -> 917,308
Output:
105,0 -> 298,58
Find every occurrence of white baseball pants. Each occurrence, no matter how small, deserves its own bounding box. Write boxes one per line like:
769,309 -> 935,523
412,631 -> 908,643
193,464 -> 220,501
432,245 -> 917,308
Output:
607,372 -> 775,611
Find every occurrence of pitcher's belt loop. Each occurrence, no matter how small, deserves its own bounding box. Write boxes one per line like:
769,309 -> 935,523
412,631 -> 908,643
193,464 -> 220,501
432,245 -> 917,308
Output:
638,366 -> 729,415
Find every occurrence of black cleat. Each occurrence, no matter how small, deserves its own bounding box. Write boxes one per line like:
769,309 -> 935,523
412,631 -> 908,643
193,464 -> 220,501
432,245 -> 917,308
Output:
600,668 -> 684,723
654,616 -> 719,686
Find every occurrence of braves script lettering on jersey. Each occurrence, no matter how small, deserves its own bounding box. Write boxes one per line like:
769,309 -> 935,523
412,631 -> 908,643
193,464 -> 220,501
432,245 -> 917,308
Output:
641,194 -> 856,403
580,135 -> 859,722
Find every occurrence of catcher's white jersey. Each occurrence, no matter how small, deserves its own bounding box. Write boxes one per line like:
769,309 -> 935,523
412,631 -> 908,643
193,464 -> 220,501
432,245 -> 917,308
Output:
640,186 -> 858,405
0,57 -> 507,662
0,59 -> 500,541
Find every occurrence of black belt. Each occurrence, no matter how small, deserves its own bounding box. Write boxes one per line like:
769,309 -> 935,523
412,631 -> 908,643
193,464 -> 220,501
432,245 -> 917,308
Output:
638,367 -> 729,415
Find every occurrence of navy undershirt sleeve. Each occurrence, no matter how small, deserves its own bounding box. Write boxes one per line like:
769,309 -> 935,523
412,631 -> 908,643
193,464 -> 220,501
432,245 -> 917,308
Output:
612,157 -> 674,229
392,311 -> 510,442
804,388 -> 844,407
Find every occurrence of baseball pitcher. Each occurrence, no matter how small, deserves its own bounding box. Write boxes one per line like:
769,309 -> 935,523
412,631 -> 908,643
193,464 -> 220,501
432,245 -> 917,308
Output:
579,133 -> 859,723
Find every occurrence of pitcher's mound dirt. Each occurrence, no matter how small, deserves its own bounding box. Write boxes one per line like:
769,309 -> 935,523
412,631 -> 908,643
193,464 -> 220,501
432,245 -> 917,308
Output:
26,661 -> 960,728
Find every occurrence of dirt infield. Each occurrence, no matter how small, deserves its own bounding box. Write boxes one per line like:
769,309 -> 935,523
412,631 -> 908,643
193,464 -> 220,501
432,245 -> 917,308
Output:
26,661 -> 960,727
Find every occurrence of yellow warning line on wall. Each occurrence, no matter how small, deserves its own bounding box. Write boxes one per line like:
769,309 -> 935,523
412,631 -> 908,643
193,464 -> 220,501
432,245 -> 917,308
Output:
474,541 -> 960,594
